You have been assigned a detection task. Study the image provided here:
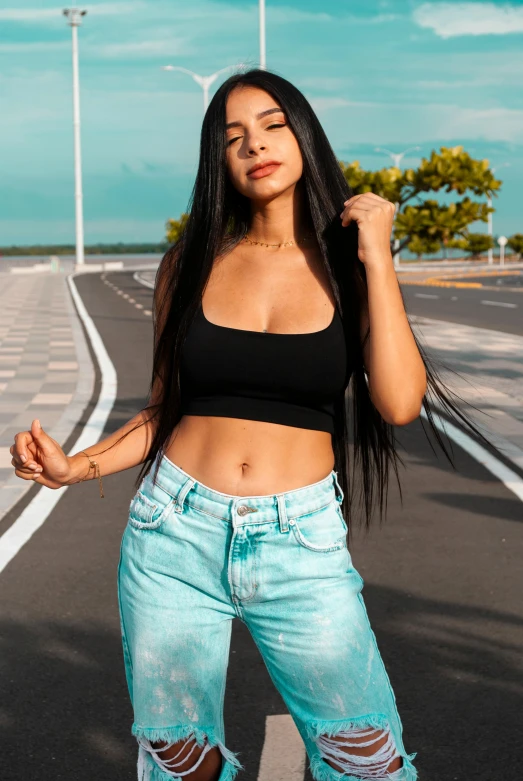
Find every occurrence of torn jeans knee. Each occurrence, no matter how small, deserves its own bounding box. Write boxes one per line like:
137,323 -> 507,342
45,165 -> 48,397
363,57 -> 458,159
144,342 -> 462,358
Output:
306,716 -> 418,781
133,724 -> 243,781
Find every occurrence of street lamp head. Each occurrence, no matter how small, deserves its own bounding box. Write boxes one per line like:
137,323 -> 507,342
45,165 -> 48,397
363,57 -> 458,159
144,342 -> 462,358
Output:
63,8 -> 88,23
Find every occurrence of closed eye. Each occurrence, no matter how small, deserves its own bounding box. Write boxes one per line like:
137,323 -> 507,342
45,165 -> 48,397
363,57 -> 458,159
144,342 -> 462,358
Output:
227,123 -> 286,146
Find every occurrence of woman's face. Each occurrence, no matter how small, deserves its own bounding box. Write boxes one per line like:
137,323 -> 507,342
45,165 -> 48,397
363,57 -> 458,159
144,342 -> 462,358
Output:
224,86 -> 303,200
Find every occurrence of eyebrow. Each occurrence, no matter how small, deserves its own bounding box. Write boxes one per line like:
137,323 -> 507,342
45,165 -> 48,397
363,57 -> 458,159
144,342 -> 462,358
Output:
225,107 -> 285,130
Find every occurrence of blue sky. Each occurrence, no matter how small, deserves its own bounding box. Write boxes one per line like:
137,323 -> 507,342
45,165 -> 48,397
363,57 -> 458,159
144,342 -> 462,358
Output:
1,0 -> 522,245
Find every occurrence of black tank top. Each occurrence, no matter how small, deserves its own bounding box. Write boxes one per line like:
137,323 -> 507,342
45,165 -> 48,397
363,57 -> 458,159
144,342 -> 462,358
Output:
179,301 -> 351,434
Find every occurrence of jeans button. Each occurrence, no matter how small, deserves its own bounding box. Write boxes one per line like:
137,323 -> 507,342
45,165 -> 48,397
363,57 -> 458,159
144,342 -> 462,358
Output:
237,505 -> 249,516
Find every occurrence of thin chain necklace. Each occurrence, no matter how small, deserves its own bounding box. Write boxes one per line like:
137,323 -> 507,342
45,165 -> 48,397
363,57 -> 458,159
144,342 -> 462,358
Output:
242,232 -> 314,249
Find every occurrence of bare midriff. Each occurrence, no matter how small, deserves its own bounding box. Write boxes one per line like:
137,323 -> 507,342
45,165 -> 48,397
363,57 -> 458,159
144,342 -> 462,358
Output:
163,415 -> 335,496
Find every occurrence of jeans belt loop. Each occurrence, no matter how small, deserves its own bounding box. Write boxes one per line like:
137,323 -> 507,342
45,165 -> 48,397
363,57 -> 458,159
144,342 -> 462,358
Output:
333,470 -> 344,504
277,494 -> 289,533
175,476 -> 196,513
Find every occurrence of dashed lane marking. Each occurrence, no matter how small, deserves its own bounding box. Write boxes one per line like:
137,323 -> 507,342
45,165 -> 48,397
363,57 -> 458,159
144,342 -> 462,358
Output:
257,714 -> 306,781
480,300 -> 518,308
103,275 -> 152,316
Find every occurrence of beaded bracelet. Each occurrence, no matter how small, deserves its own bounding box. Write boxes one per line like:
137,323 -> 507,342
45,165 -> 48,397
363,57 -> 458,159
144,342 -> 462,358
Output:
80,451 -> 104,498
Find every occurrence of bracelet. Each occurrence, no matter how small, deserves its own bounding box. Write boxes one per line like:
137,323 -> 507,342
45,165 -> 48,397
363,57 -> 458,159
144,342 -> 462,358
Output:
79,451 -> 104,498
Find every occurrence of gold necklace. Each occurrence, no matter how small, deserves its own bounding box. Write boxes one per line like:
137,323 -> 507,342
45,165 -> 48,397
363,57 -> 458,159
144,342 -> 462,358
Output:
242,232 -> 314,248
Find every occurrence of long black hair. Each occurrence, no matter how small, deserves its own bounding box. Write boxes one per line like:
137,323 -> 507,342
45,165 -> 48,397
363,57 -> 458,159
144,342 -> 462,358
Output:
99,66 -> 503,534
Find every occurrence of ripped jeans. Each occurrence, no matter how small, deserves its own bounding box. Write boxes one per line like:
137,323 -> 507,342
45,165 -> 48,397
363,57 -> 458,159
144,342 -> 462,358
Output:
117,453 -> 418,781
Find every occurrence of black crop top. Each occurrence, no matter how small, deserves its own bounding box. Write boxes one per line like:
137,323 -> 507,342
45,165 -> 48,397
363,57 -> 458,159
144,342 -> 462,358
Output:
179,301 -> 351,434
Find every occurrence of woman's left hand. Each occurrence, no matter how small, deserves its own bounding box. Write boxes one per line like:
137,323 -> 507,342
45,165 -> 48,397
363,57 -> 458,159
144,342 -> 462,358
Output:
340,192 -> 396,270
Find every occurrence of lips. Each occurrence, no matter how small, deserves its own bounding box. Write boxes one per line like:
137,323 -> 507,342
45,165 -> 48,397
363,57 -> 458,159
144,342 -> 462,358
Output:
247,162 -> 281,179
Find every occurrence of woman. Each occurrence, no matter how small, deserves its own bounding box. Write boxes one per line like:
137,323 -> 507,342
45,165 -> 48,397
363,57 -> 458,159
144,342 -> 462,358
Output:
11,69 -> 494,781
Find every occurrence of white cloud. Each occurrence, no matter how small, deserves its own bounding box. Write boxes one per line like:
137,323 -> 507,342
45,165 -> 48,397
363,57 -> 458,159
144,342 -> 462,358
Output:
0,3 -> 146,22
440,105 -> 523,141
92,38 -> 193,58
415,78 -> 500,88
309,97 -> 379,111
299,76 -> 353,92
0,2 -> 399,28
414,2 -> 523,38
0,41 -> 68,53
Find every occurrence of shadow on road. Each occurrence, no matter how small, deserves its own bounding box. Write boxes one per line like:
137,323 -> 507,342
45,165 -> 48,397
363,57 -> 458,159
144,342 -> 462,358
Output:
1,582 -> 521,781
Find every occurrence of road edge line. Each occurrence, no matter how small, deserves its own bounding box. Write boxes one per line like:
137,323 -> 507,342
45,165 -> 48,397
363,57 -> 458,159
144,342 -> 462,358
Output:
133,269 -> 155,289
421,406 -> 523,502
0,271 -> 117,575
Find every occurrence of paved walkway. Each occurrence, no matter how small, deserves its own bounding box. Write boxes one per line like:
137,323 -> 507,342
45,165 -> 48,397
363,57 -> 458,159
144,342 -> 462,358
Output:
409,315 -> 523,469
0,269 -> 94,520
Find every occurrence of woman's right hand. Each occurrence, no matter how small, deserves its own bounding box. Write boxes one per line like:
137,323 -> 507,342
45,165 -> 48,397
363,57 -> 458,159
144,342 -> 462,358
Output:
10,419 -> 78,490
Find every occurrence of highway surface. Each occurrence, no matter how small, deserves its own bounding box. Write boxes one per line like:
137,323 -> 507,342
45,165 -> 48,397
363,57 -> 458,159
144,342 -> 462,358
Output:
1,270 -> 521,781
401,281 -> 521,337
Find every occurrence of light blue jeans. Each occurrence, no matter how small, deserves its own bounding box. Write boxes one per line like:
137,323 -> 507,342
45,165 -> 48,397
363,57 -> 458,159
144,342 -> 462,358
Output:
117,453 -> 417,781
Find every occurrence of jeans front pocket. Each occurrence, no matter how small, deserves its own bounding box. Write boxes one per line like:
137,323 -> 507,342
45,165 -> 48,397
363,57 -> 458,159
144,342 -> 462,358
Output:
128,484 -> 175,531
290,498 -> 347,553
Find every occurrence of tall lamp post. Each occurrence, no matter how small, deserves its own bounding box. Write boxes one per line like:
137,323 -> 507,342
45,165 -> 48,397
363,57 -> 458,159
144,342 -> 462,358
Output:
375,145 -> 421,269
63,8 -> 87,268
487,162 -> 510,265
259,0 -> 266,69
161,64 -> 240,113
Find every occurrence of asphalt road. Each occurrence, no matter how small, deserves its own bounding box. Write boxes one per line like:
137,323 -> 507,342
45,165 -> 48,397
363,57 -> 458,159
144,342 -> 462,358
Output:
401,282 -> 522,337
1,271 -> 521,780
452,273 -> 523,289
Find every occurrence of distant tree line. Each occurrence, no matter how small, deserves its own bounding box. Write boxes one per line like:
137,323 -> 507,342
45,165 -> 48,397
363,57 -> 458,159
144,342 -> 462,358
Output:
0,242 -> 170,257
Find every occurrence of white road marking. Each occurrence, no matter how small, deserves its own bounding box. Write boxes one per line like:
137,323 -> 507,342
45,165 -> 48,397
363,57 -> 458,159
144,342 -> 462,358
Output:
257,714 -> 306,781
133,270 -> 155,289
421,406 -> 523,502
415,293 -> 439,299
480,300 -> 517,308
0,273 -> 117,576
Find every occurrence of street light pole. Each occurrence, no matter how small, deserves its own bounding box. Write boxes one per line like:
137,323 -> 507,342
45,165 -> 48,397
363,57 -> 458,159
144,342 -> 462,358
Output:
374,145 -> 421,269
63,8 -> 87,268
259,0 -> 266,69
161,64 -> 240,113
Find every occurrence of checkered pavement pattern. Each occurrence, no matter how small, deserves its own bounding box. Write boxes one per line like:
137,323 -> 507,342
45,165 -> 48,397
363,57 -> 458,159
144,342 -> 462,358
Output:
0,271 -> 93,519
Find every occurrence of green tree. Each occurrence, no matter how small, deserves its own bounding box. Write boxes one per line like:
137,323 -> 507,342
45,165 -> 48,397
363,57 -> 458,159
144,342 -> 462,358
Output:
449,232 -> 495,259
340,146 -> 502,258
166,213 -> 189,244
507,233 -> 523,259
